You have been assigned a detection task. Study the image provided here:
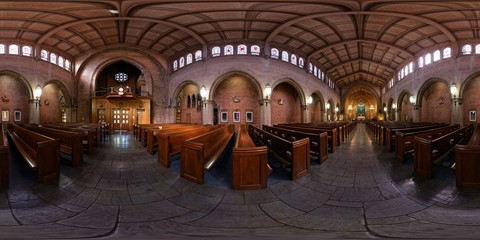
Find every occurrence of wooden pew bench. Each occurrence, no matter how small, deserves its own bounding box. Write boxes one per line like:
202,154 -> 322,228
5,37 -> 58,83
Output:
276,124 -> 337,153
157,125 -> 221,168
147,124 -> 205,155
0,124 -> 9,188
7,124 -> 60,183
414,124 -> 474,178
181,125 -> 235,184
396,125 -> 457,162
263,125 -> 328,163
250,125 -> 310,180
232,125 -> 269,190
43,125 -> 95,155
21,124 -> 83,167
385,123 -> 449,152
454,124 -> 480,188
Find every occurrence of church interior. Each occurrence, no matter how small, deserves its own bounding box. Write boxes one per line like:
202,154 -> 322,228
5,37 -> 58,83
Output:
1,1 -> 480,239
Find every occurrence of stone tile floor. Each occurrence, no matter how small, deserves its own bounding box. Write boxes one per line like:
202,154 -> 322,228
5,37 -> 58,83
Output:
1,123 -> 480,239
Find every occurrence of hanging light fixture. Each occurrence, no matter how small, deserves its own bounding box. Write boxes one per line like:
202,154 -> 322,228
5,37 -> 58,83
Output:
34,84 -> 42,107
200,85 -> 207,107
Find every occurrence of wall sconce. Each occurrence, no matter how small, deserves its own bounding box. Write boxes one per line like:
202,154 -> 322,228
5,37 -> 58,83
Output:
348,105 -> 353,110
392,102 -> 397,109
306,96 -> 313,105
264,83 -> 272,106
369,105 -> 374,110
200,85 -> 207,107
450,82 -> 458,106
335,106 -> 339,113
34,84 -> 42,108
383,106 -> 387,113
118,87 -> 124,95
409,95 -> 416,105
326,103 -> 330,110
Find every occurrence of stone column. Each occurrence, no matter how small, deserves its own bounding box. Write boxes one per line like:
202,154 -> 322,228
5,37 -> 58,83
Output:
258,99 -> 271,127
451,98 -> 463,126
413,105 -> 421,123
202,100 -> 214,125
302,105 -> 308,123
28,99 -> 40,124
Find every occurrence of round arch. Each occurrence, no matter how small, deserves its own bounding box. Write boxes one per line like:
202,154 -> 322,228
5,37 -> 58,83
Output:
209,71 -> 263,100
269,78 -> 307,106
397,90 -> 414,111
0,70 -> 34,99
459,71 -> 480,98
416,77 -> 450,108
43,79 -> 72,108
171,80 -> 201,107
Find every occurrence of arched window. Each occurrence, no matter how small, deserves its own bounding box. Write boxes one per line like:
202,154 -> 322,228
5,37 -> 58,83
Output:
290,54 -> 297,65
443,47 -> 451,58
404,65 -> 409,76
409,62 -> 413,73
41,49 -> 48,60
281,51 -> 289,62
0,44 -> 5,54
425,53 -> 432,65
22,45 -> 32,56
186,53 -> 193,65
173,60 -> 178,71
237,44 -> 247,54
476,44 -> 480,54
418,56 -> 424,68
462,44 -> 472,54
400,68 -> 404,79
271,48 -> 279,59
308,63 -> 313,73
251,45 -> 260,55
58,56 -> 64,68
65,60 -> 71,71
313,65 -> 318,76
212,46 -> 221,57
187,95 -> 191,108
397,71 -> 401,80
433,50 -> 441,61
298,57 -> 304,68
195,50 -> 202,61
179,57 -> 185,68
192,94 -> 196,108
8,44 -> 19,55
50,53 -> 57,64
224,45 -> 234,55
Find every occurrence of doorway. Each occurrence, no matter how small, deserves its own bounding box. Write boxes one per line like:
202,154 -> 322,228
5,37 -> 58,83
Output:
112,108 -> 130,131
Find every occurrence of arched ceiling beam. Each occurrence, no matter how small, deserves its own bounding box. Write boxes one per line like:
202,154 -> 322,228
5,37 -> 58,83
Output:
326,58 -> 396,74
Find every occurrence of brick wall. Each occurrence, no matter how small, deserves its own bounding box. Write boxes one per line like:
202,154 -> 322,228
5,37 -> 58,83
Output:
270,82 -> 301,124
0,74 -> 30,124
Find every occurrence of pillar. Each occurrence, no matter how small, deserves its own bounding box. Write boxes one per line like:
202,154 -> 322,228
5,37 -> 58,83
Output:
258,99 -> 271,127
28,99 -> 40,124
202,100 -> 214,125
451,98 -> 463,126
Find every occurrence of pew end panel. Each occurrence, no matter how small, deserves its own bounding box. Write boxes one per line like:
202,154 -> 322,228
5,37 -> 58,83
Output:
455,145 -> 480,188
232,146 -> 268,190
181,141 -> 205,184
413,137 -> 433,178
291,138 -> 310,180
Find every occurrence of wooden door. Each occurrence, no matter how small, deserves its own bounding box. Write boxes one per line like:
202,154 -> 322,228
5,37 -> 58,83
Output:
112,108 -> 130,131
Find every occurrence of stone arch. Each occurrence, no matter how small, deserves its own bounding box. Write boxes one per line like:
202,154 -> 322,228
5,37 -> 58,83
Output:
44,79 -> 72,108
416,77 -> 450,108
172,80 -> 200,107
459,71 -> 480,98
0,70 -> 33,99
397,89 -> 414,111
270,78 -> 306,105
209,71 -> 263,101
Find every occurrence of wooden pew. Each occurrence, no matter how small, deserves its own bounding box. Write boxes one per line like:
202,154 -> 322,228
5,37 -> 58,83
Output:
7,124 -> 60,183
454,124 -> 480,188
396,125 -> 457,162
20,124 -> 83,167
250,125 -> 310,180
0,124 -> 9,188
146,124 -> 205,155
263,125 -> 328,163
276,124 -> 337,153
181,125 -> 235,184
232,125 -> 269,190
385,123 -> 449,152
157,125 -> 222,168
414,124 -> 473,178
43,125 -> 95,155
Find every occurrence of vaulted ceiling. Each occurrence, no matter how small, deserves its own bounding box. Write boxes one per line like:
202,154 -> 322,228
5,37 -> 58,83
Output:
1,0 -> 479,89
